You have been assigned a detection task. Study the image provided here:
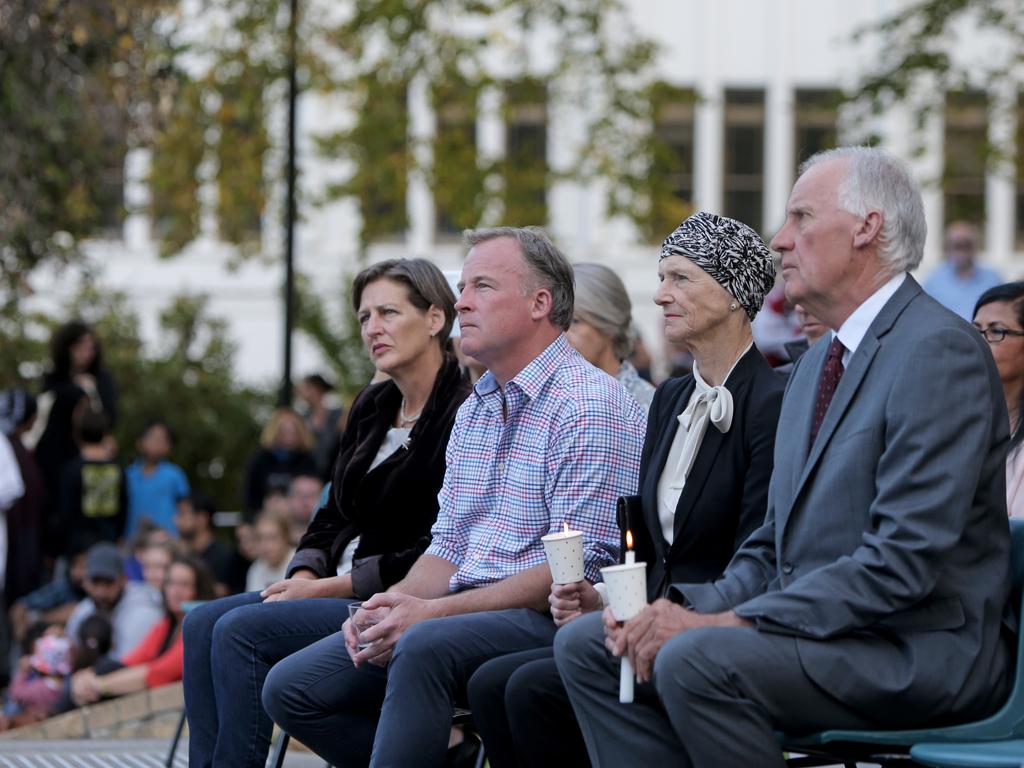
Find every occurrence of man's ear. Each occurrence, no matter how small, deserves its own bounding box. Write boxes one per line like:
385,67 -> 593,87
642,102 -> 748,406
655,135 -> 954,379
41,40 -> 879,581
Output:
853,210 -> 884,250
530,287 -> 554,322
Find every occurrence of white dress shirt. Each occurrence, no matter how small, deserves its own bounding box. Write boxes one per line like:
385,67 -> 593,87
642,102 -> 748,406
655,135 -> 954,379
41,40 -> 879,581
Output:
833,272 -> 907,366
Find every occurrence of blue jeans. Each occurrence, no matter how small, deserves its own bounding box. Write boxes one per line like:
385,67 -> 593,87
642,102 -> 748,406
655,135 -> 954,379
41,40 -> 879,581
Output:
182,591 -> 353,768
262,608 -> 557,768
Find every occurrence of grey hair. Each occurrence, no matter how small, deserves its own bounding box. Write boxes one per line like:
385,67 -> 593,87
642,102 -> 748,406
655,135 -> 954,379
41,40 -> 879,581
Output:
799,146 -> 927,273
572,262 -> 635,360
462,226 -> 575,330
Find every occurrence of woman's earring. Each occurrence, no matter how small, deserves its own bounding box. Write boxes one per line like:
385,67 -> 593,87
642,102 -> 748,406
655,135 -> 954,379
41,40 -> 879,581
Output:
730,303 -> 738,311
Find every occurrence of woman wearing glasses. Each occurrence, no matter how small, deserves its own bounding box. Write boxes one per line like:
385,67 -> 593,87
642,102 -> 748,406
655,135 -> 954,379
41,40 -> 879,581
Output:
973,281 -> 1024,517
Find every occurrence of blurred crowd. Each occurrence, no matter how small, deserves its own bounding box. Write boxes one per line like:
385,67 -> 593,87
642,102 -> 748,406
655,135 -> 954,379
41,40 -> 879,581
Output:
0,320 -> 345,728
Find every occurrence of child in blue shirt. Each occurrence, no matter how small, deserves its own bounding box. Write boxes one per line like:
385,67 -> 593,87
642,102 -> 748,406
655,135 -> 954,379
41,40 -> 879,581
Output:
125,421 -> 190,536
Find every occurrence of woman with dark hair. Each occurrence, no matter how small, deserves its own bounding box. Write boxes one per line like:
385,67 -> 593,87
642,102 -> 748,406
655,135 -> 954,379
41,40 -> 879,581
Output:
69,555 -> 216,704
30,322 -> 118,544
973,281 -> 1024,517
183,257 -> 472,768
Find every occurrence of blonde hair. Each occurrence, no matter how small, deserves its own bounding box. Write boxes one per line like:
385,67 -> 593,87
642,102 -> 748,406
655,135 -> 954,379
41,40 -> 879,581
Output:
255,507 -> 291,542
572,263 -> 635,361
259,407 -> 315,451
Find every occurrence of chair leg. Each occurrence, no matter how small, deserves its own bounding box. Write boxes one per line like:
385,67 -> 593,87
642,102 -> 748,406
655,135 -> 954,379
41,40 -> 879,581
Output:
269,731 -> 291,768
165,708 -> 187,768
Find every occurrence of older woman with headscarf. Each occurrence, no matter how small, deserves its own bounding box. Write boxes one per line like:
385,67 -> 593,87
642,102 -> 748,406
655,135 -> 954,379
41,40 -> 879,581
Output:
467,212 -> 785,768
568,263 -> 655,412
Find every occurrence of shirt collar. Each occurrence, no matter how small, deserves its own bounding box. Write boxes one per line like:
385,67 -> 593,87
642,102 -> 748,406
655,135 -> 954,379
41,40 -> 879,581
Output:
473,334 -> 574,402
834,272 -> 907,361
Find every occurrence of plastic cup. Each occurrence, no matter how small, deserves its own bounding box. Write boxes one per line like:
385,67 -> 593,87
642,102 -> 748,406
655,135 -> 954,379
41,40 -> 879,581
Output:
599,562 -> 647,622
599,561 -> 647,704
347,602 -> 389,650
541,530 -> 585,584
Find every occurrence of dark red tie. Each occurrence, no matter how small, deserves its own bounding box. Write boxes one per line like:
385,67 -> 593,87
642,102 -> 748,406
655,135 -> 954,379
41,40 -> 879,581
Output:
810,337 -> 845,444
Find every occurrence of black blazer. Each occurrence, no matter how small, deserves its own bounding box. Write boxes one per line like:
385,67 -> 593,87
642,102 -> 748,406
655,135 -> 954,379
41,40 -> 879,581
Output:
288,355 -> 471,598
628,345 -> 784,600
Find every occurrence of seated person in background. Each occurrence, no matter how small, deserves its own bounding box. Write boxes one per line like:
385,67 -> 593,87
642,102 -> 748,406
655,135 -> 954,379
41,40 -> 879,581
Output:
284,472 -> 323,546
972,281 -> 1024,518
5,614 -> 113,724
775,304 -> 829,377
567,262 -> 656,412
242,408 -> 317,520
295,373 -> 345,481
137,537 -> 178,593
183,257 -> 472,768
70,555 -> 215,705
246,509 -> 295,592
10,545 -> 88,647
260,226 -> 645,767
124,420 -> 190,537
556,146 -> 1014,768
468,212 -> 784,768
71,614 -> 113,673
57,410 -> 126,558
175,492 -> 233,596
2,623 -> 71,728
66,542 -> 163,661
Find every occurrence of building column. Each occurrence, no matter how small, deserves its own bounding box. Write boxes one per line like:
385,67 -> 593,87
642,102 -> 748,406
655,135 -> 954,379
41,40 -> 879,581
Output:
985,81 -> 1016,268
407,73 -> 435,257
477,86 -> 505,229
765,84 -> 794,234
694,85 -> 723,215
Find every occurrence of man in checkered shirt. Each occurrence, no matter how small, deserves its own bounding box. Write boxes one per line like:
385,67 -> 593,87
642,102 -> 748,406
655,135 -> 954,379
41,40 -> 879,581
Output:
264,226 -> 646,766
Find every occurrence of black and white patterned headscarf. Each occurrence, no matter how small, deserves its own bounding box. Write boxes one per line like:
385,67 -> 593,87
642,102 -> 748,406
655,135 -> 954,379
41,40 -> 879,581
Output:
659,212 -> 776,321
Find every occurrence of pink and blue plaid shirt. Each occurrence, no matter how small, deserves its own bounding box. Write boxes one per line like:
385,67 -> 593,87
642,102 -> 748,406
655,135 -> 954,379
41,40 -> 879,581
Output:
426,335 -> 646,591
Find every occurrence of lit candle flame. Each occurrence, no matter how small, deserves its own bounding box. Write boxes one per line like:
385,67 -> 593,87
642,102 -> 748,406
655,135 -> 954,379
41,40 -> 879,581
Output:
625,529 -> 634,551
563,521 -> 570,534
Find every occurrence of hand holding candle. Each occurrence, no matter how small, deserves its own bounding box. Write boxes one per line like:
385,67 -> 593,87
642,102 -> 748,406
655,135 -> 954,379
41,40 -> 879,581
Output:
600,530 -> 646,704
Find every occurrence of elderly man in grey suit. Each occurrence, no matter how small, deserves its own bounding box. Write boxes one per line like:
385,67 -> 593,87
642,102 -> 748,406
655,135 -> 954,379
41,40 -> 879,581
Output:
554,146 -> 1014,767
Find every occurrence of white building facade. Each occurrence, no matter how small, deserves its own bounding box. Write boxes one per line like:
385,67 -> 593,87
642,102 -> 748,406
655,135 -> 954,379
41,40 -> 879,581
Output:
32,0 -> 1024,383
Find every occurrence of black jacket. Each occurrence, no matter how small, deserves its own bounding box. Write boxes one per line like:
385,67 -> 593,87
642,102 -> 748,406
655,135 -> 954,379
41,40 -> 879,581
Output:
288,355 -> 471,597
629,345 -> 784,600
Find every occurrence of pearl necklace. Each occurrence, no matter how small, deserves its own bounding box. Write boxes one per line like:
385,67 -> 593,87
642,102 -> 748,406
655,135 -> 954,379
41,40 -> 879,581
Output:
399,398 -> 423,427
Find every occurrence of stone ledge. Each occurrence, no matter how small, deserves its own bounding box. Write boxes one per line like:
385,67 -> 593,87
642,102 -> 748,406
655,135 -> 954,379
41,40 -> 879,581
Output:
0,682 -> 184,741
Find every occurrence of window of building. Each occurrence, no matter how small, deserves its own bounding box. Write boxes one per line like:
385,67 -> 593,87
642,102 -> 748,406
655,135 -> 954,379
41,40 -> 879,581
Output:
503,79 -> 548,226
433,81 -> 481,237
944,90 -> 988,227
723,89 -> 765,234
793,89 -> 840,175
647,83 -> 696,241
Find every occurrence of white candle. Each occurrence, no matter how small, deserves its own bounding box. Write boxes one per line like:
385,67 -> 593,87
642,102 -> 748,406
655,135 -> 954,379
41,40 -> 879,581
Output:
619,656 -> 634,703
624,550 -> 635,565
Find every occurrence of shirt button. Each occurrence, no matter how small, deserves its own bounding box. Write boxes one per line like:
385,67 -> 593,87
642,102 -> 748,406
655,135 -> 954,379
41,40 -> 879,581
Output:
782,562 -> 794,575
497,462 -> 505,473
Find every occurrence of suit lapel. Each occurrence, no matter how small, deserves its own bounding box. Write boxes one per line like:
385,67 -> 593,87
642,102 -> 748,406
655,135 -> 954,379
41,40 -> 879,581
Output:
671,425 -> 726,543
787,276 -> 922,513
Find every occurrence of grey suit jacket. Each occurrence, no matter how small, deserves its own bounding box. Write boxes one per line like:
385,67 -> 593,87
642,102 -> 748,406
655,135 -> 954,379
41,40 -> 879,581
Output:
678,276 -> 1014,724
